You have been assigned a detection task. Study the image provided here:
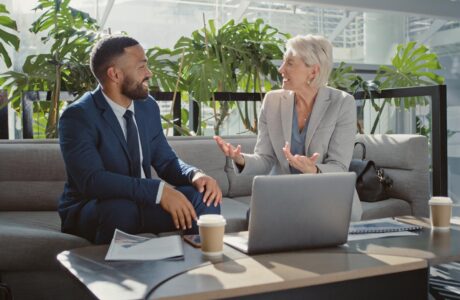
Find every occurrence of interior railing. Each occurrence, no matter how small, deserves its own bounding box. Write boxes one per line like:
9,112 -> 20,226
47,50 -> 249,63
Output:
0,85 -> 447,196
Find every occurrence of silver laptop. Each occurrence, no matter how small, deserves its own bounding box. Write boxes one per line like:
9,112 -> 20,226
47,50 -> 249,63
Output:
224,172 -> 356,254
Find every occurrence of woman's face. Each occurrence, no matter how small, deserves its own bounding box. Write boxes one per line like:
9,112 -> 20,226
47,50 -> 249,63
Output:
278,54 -> 316,92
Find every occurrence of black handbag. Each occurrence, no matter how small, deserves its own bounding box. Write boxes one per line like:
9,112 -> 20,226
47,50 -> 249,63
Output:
349,142 -> 393,202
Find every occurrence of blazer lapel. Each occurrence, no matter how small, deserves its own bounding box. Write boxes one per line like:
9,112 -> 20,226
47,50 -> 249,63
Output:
281,91 -> 295,145
133,101 -> 151,178
305,87 -> 331,150
92,87 -> 130,159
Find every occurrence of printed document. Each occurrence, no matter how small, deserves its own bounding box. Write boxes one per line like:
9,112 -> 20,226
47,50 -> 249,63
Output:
105,229 -> 184,261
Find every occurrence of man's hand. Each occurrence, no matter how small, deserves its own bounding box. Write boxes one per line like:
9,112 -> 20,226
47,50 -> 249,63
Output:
160,186 -> 197,230
192,172 -> 222,207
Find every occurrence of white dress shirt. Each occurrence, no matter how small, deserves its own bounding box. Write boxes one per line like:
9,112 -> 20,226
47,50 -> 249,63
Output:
103,92 -> 164,204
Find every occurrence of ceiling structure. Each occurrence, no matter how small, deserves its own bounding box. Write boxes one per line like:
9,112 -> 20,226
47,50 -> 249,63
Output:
249,0 -> 460,20
107,0 -> 460,20
101,0 -> 460,57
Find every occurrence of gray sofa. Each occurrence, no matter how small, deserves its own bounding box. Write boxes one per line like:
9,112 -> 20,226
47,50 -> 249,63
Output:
0,134 -> 429,299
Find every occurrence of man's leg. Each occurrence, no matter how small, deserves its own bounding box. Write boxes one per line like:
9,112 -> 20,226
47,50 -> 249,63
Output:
141,185 -> 221,235
77,198 -> 142,244
176,185 -> 221,233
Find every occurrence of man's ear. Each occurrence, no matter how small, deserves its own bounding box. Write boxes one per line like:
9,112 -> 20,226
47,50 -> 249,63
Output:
107,66 -> 121,84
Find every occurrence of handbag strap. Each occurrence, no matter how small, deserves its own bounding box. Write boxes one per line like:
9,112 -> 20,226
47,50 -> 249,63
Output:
354,142 -> 367,160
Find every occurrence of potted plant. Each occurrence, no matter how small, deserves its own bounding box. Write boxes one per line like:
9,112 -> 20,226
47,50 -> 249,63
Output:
0,0 -> 100,138
373,41 -> 444,134
330,42 -> 444,135
174,17 -> 287,135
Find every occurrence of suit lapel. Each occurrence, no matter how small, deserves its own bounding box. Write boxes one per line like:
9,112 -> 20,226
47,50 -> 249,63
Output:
281,91 -> 295,145
133,101 -> 151,177
92,87 -> 130,159
305,87 -> 331,150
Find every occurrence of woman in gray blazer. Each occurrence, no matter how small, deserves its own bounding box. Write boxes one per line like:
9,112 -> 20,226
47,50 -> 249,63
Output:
214,34 -> 362,220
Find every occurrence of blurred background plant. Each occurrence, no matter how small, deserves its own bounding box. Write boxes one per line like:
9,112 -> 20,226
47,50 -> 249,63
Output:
329,62 -> 380,133
174,17 -> 288,135
0,0 -> 445,139
0,0 -> 100,138
373,41 -> 444,135
0,3 -> 20,69
330,42 -> 444,135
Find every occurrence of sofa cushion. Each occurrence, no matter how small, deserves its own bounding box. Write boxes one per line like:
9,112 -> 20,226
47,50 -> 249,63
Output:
223,136 -> 257,197
0,142 -> 65,211
220,198 -> 249,233
354,134 -> 429,171
231,195 -> 252,206
168,137 -> 229,196
361,198 -> 412,220
0,143 -> 65,181
0,211 -> 91,271
0,181 -> 63,211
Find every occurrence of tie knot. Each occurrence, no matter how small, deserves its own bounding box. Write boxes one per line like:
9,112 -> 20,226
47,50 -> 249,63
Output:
123,110 -> 134,120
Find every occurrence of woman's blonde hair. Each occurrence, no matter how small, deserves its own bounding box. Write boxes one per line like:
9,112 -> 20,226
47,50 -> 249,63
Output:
285,34 -> 333,88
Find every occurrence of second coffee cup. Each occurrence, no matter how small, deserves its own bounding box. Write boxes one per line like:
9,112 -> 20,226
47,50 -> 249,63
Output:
429,196 -> 453,230
197,214 -> 226,256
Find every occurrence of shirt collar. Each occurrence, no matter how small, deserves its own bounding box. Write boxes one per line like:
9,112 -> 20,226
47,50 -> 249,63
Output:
102,91 -> 135,118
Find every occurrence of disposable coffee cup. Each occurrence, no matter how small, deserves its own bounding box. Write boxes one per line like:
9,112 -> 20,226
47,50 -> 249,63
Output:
197,214 -> 226,256
429,197 -> 453,230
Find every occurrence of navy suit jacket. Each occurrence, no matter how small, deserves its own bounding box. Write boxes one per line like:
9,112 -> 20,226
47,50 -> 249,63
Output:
58,87 -> 194,233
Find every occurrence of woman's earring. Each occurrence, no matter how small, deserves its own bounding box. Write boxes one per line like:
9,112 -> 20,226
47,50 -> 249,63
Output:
307,80 -> 311,86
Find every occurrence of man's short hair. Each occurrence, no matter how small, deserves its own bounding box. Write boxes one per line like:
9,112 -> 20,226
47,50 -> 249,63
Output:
90,35 -> 140,83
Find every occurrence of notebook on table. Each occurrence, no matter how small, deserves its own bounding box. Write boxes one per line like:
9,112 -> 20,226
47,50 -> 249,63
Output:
349,218 -> 422,234
224,172 -> 356,255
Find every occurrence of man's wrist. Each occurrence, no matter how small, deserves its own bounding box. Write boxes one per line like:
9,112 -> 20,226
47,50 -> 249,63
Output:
189,169 -> 205,183
156,181 -> 165,204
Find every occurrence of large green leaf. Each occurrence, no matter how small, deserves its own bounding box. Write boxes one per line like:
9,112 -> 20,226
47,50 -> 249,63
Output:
0,15 -> 17,30
146,46 -> 180,92
0,4 -> 19,68
376,41 -> 444,89
369,41 -> 445,134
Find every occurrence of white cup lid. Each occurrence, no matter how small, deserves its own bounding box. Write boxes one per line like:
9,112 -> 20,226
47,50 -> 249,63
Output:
429,196 -> 453,205
197,214 -> 226,227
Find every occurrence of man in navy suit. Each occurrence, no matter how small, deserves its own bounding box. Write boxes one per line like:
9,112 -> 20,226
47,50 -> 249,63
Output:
58,35 -> 222,244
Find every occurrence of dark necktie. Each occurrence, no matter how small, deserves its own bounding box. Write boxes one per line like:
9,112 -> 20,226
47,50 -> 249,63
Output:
123,110 -> 141,178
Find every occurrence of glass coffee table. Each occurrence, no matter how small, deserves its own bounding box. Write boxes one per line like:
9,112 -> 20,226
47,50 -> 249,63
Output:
58,238 -> 428,299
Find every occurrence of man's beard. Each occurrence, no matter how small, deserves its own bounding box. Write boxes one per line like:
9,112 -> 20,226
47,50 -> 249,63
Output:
121,76 -> 149,100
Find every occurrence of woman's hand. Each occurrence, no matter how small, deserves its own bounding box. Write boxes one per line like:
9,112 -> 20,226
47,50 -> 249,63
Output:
282,141 -> 320,173
213,136 -> 245,167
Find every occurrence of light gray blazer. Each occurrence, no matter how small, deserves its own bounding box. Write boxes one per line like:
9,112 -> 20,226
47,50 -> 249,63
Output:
236,86 -> 362,220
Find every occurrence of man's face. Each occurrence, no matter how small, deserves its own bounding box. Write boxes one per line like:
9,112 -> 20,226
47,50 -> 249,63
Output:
117,44 -> 152,100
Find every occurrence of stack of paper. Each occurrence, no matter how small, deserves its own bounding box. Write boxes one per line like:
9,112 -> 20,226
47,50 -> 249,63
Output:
105,229 -> 184,261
